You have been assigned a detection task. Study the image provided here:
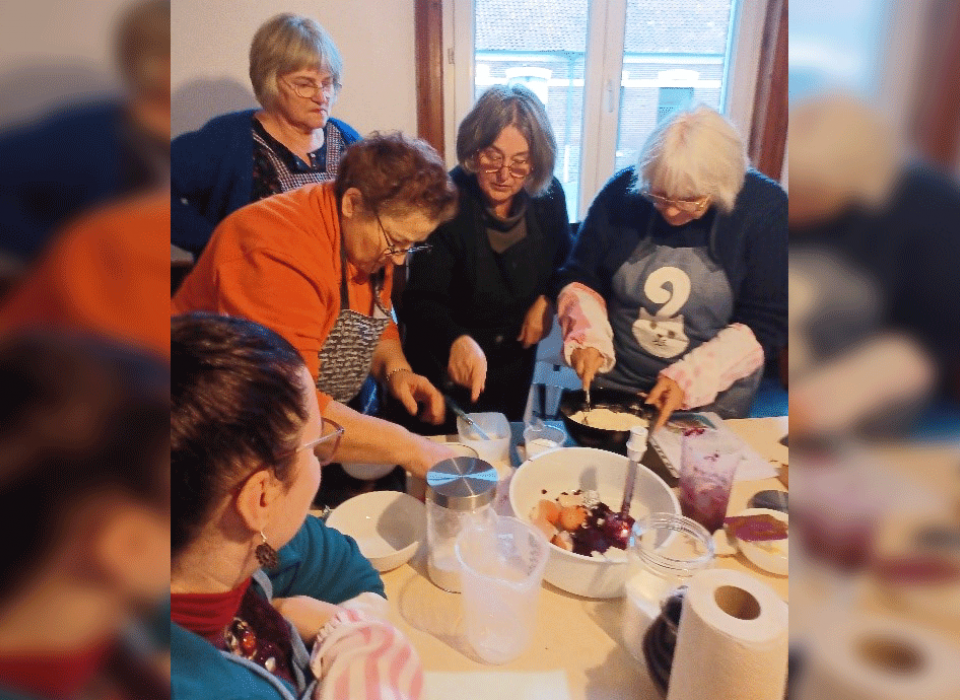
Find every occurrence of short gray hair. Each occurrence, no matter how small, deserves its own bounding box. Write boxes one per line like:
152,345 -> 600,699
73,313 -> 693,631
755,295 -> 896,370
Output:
457,84 -> 557,196
634,104 -> 747,213
249,13 -> 343,111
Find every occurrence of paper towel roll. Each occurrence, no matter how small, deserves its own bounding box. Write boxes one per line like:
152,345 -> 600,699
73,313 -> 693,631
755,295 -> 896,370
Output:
666,568 -> 788,700
794,613 -> 960,700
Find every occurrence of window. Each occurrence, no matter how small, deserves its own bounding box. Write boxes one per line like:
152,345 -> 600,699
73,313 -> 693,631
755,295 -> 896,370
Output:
444,0 -> 766,221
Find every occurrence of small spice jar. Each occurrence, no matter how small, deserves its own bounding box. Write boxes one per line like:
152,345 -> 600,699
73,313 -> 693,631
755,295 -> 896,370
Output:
425,456 -> 498,592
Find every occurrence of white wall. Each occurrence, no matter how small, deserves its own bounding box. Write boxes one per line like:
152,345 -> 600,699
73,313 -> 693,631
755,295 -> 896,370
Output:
0,0 -> 126,126
171,0 -> 419,138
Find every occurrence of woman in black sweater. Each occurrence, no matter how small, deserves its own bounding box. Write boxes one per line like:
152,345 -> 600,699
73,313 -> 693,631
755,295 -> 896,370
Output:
400,84 -> 571,430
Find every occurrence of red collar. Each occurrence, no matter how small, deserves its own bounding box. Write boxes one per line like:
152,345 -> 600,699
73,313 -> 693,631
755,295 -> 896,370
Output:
0,638 -> 114,699
171,577 -> 253,644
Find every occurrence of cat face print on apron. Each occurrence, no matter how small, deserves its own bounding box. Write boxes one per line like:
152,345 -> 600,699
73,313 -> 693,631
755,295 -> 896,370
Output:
603,218 -> 734,393
315,244 -> 391,403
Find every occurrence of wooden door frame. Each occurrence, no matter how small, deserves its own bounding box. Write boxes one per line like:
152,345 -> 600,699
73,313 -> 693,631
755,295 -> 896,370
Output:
415,0 -> 445,155
748,0 -> 788,181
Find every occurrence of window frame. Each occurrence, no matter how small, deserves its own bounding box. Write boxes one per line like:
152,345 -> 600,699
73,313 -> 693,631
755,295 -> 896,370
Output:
431,0 -> 780,215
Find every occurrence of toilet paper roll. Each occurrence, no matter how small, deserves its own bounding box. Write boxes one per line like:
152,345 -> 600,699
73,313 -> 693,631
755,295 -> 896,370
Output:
794,613 -> 960,700
666,568 -> 788,700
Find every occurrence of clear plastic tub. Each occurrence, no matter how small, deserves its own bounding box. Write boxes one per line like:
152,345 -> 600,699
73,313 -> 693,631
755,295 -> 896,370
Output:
457,412 -> 510,465
456,516 -> 549,664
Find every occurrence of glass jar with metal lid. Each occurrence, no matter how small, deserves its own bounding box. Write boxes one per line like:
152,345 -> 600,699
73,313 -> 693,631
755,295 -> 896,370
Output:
425,456 -> 498,592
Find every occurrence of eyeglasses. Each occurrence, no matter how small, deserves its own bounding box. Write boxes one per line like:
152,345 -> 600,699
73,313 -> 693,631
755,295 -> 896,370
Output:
231,418 -> 344,495
640,189 -> 711,214
296,417 -> 344,466
375,212 -> 432,262
475,149 -> 532,179
282,76 -> 341,100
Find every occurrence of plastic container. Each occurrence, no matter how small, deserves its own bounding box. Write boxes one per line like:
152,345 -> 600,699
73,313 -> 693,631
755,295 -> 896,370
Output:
456,516 -> 549,664
425,456 -> 498,592
457,412 -> 510,465
678,430 -> 742,532
622,513 -> 715,661
522,420 -> 566,460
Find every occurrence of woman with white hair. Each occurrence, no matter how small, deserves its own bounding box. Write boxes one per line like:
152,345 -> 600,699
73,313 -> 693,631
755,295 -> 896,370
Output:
555,105 -> 787,429
171,13 -> 360,256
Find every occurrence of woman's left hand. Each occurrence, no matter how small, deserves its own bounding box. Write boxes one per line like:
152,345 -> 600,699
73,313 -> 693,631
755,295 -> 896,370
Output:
517,295 -> 554,349
389,370 -> 446,424
645,376 -> 685,432
272,595 -> 342,642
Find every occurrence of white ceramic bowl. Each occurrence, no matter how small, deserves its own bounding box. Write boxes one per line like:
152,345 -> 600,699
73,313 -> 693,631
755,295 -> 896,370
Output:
730,507 -> 788,576
509,447 -> 680,598
326,491 -> 426,572
341,462 -> 397,481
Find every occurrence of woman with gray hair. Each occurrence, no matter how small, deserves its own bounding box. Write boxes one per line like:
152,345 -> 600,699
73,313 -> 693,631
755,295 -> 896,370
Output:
171,13 -> 360,256
400,84 -> 572,428
554,105 -> 787,429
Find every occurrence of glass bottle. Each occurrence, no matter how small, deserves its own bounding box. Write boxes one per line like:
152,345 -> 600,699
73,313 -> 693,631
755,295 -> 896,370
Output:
425,456 -> 498,592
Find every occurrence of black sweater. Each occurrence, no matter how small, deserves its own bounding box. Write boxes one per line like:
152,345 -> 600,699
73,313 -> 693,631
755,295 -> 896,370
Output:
401,166 -> 572,374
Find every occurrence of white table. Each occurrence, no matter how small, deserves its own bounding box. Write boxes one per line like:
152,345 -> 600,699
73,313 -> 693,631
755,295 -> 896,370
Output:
382,417 -> 789,700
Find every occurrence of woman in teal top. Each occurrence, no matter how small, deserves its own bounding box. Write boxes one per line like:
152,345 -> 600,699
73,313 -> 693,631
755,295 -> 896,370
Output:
170,313 -> 421,700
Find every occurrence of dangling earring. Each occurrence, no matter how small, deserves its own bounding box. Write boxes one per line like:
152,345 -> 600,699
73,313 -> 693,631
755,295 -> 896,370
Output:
255,531 -> 280,571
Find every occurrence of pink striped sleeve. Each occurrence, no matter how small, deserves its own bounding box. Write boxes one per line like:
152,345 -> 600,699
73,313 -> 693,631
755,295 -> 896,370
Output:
310,608 -> 424,700
557,283 -> 616,372
659,323 -> 764,409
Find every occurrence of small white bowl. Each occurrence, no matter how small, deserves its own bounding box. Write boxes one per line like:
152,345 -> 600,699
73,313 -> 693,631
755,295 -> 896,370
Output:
341,462 -> 397,481
326,491 -> 426,572
729,507 -> 789,576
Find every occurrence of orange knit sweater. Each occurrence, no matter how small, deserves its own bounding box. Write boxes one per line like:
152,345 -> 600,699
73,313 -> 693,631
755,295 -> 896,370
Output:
172,183 -> 398,410
1,191 -> 170,359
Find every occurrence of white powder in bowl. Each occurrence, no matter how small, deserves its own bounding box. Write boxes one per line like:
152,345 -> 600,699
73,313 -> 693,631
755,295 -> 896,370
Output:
568,407 -> 649,431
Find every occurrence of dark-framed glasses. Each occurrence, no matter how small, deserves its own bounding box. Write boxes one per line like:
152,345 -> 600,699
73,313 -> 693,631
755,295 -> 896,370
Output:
297,417 -> 345,466
375,212 -> 432,261
475,149 -> 532,179
640,189 -> 711,214
282,75 -> 341,100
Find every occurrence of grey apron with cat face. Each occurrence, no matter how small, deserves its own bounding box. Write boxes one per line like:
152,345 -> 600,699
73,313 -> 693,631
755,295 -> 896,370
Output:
315,243 -> 390,403
600,216 -> 760,416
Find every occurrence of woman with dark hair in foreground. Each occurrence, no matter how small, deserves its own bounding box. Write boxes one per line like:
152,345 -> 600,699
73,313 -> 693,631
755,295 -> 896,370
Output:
170,312 -> 422,700
0,332 -> 170,700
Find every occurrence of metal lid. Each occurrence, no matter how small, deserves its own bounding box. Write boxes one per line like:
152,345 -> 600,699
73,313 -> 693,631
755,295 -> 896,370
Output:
425,456 -> 498,511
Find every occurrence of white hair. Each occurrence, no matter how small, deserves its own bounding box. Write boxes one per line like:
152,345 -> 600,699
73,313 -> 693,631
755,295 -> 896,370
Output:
633,104 -> 747,213
789,93 -> 899,209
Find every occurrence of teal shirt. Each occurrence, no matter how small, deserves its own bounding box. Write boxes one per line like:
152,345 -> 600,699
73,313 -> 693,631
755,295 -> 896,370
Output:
171,515 -> 384,700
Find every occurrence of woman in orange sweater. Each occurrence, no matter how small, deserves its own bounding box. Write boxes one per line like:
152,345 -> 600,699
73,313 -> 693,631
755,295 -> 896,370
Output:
173,132 -> 459,478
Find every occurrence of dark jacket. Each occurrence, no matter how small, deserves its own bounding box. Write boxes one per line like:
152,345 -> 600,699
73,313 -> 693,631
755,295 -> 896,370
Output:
401,166 -> 571,377
170,109 -> 360,255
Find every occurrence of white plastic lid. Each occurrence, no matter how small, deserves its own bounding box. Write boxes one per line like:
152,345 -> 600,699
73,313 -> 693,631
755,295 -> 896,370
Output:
627,425 -> 649,461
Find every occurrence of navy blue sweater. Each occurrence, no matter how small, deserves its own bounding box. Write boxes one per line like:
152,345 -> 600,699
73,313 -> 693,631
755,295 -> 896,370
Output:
552,167 -> 787,361
171,109 -> 360,255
